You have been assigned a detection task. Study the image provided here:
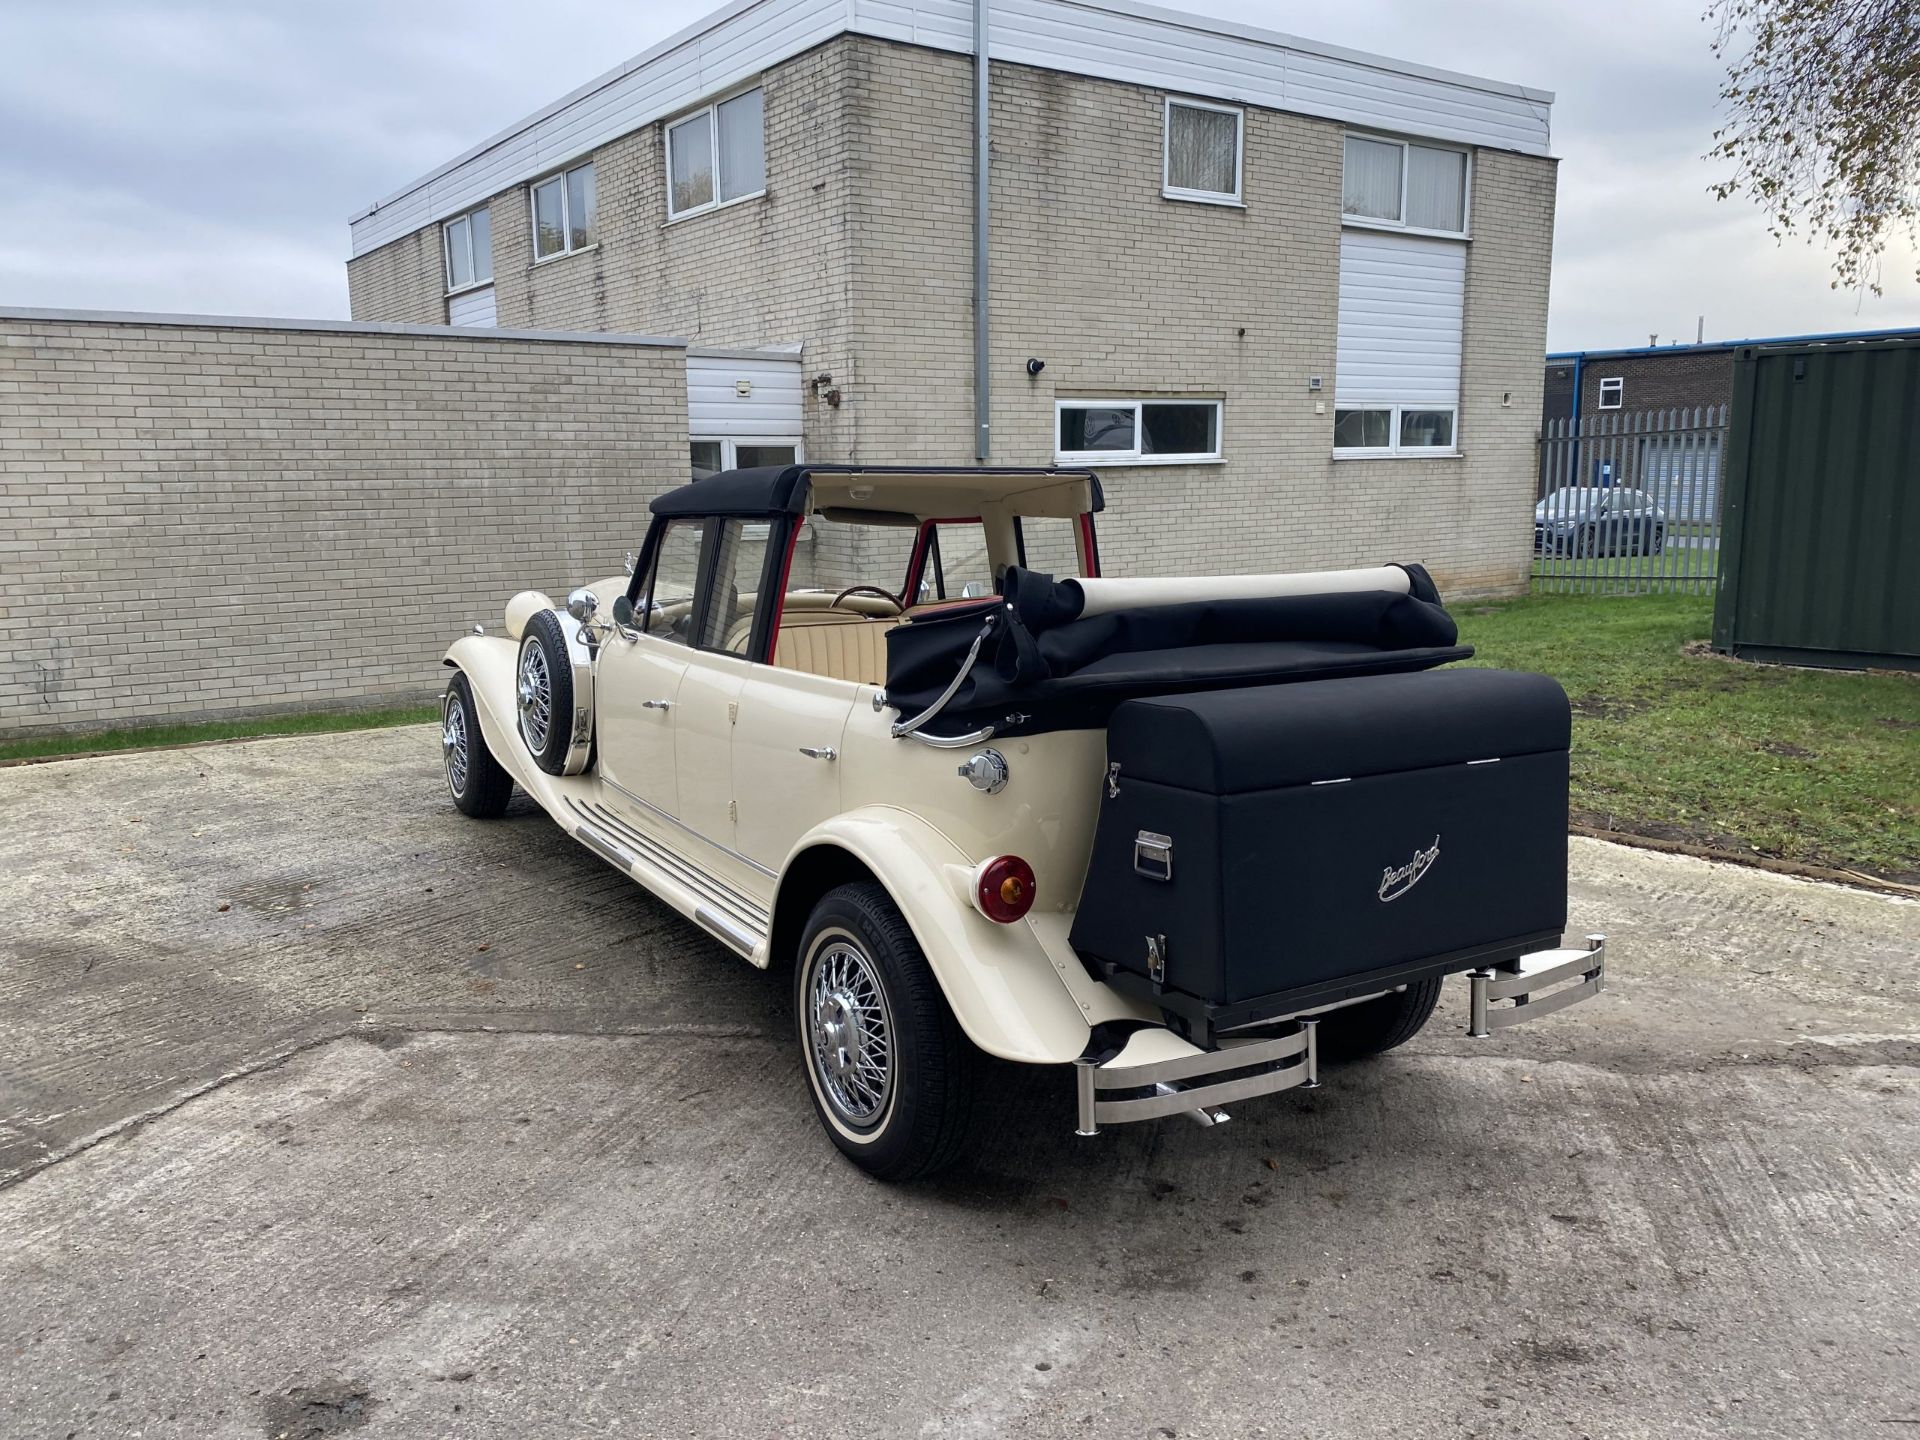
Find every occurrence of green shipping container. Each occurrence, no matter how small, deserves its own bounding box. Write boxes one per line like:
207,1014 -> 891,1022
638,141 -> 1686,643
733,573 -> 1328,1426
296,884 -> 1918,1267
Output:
1714,335 -> 1920,670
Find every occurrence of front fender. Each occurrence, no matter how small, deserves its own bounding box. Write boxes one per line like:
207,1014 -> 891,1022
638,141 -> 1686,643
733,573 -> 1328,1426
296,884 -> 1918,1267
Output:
442,634 -> 528,786
775,807 -> 1146,1065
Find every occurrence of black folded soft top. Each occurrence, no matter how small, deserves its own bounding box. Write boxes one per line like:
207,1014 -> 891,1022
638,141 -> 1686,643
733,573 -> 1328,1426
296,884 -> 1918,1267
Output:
884,564 -> 1470,738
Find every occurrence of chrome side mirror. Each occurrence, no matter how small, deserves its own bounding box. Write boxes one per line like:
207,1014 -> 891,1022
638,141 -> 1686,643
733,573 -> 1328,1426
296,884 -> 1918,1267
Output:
610,594 -> 641,641
566,587 -> 599,623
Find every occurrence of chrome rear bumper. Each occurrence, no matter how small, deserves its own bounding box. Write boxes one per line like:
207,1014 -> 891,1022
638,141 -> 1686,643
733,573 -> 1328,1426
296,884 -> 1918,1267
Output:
1073,1023 -> 1319,1136
1074,934 -> 1608,1134
1467,935 -> 1606,1036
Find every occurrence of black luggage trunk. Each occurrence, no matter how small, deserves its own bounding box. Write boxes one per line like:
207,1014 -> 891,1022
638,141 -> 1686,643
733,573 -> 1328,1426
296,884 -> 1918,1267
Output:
1069,668 -> 1572,1041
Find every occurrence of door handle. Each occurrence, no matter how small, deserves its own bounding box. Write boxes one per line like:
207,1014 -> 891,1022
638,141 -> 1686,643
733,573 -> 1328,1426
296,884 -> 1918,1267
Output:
642,699 -> 673,711
798,745 -> 838,762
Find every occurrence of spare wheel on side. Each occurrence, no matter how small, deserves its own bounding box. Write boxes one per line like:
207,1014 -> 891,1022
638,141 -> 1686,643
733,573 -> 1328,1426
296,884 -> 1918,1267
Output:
516,608 -> 595,776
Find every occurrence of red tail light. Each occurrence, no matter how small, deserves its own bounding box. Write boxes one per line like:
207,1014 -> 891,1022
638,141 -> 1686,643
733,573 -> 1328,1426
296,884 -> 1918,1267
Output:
976,855 -> 1037,923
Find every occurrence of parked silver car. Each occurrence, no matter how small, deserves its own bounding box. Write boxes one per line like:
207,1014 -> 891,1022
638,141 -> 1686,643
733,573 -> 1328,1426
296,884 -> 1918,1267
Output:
1534,486 -> 1667,557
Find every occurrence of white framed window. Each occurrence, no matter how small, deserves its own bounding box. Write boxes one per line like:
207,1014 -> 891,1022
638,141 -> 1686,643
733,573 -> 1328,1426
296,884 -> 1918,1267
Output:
1597,376 -> 1624,409
1341,133 -> 1470,237
1055,399 -> 1222,464
690,436 -> 801,479
1163,98 -> 1243,205
666,86 -> 766,221
1333,404 -> 1458,456
692,437 -> 799,540
442,206 -> 493,292
530,161 -> 596,262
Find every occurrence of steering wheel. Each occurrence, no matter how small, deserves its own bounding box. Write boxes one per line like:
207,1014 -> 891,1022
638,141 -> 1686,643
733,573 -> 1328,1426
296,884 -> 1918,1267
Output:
831,584 -> 902,614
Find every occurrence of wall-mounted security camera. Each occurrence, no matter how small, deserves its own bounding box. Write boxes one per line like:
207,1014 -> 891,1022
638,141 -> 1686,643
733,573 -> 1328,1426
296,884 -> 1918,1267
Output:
1025,358 -> 1045,377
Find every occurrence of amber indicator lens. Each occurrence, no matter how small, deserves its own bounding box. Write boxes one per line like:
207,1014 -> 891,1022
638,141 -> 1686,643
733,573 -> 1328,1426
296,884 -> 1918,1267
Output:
977,856 -> 1037,923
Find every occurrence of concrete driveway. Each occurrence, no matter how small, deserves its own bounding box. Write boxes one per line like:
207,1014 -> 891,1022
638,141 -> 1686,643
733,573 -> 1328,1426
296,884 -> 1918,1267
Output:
1,726 -> 1915,1439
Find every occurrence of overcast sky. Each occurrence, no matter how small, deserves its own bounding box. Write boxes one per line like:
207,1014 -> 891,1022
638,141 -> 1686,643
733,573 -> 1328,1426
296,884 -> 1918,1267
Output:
3,0 -> 1916,351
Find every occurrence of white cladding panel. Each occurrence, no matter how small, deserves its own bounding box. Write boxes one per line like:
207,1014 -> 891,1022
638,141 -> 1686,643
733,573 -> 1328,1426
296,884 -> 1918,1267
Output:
688,351 -> 804,438
351,0 -> 1551,257
349,0 -> 846,255
855,0 -> 1552,154
1335,230 -> 1465,408
447,287 -> 498,327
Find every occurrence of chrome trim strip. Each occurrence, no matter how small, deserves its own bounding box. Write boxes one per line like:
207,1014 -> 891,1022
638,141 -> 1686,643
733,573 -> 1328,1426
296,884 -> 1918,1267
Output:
574,823 -> 636,872
596,775 -> 778,880
695,906 -> 758,955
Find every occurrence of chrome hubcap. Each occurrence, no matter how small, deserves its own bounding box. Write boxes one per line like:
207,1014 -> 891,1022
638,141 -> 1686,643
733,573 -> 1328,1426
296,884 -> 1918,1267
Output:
442,697 -> 469,796
806,941 -> 894,1128
517,643 -> 551,752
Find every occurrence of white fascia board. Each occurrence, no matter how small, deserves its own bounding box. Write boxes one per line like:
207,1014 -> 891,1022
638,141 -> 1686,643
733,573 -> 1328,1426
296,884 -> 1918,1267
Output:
863,0 -> 1553,155
349,0 -> 1552,258
349,0 -> 847,257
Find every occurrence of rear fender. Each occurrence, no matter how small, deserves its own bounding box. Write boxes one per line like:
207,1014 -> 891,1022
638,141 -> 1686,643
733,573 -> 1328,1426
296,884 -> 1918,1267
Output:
773,807 -> 1147,1065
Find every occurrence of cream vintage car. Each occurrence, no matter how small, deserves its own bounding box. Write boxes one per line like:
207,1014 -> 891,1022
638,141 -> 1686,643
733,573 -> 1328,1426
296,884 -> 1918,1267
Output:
439,464 -> 1606,1179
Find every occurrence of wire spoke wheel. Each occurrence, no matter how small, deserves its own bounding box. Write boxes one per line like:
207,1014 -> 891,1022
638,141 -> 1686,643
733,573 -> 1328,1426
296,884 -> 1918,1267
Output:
805,937 -> 896,1130
517,641 -> 552,753
441,692 -> 470,797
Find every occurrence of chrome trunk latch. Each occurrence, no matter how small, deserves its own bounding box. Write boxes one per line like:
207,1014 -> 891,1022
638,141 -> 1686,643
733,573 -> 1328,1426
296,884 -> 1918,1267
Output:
1134,831 -> 1173,882
1145,933 -> 1168,985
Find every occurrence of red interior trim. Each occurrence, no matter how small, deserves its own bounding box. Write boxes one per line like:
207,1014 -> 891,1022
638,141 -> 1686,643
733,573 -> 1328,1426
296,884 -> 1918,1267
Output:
1078,511 -> 1102,578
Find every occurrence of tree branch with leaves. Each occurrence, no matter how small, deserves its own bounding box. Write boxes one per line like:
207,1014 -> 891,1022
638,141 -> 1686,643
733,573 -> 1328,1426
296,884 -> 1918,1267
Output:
1707,0 -> 1920,292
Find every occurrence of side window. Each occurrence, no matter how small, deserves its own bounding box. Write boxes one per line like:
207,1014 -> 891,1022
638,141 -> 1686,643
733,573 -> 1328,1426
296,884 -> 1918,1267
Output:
698,519 -> 766,655
920,523 -> 996,602
639,520 -> 707,647
1017,517 -> 1085,579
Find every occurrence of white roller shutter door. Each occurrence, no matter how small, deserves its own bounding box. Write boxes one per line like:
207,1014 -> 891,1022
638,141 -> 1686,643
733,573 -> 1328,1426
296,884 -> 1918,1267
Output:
1335,231 -> 1464,408
687,350 -> 803,439
448,286 -> 497,327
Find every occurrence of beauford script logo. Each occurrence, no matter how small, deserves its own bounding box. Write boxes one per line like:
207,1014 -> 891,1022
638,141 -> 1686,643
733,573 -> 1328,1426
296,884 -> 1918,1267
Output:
1378,836 -> 1441,903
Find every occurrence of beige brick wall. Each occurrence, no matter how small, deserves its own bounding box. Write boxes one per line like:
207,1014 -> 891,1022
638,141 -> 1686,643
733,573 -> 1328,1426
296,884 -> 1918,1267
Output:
346,34 -> 1557,596
345,227 -> 447,327
847,39 -> 1558,595
349,40 -> 863,464
0,315 -> 686,736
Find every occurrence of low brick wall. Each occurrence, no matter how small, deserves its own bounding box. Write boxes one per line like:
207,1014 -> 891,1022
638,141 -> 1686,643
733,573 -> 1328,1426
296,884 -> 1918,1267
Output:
0,310 -> 686,737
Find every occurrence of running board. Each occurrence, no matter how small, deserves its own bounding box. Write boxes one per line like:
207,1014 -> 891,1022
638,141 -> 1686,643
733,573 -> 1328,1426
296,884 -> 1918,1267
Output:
570,816 -> 769,958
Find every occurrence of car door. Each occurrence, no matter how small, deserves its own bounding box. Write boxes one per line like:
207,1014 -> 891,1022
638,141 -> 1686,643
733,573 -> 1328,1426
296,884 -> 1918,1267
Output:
733,666 -> 858,877
665,518 -> 775,894
595,518 -> 706,820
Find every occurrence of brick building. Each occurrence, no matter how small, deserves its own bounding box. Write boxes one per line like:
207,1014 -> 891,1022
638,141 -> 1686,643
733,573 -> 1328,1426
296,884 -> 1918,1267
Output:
347,0 -> 1559,595
1543,326 -> 1920,430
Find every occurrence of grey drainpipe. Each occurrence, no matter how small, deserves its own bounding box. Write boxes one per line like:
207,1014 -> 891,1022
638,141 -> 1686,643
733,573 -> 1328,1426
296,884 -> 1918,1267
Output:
973,0 -> 990,460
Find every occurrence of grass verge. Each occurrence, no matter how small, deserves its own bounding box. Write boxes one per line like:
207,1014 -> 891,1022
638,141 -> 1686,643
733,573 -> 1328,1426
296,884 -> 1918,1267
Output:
1457,592 -> 1919,886
0,703 -> 439,766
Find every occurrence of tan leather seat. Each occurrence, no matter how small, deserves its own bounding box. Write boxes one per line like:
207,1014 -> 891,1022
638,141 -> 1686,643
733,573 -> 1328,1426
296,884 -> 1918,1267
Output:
773,613 -> 897,685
